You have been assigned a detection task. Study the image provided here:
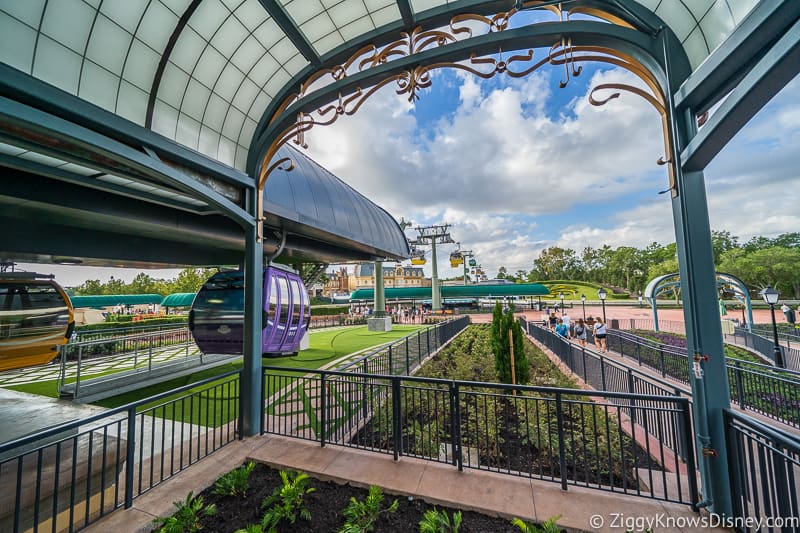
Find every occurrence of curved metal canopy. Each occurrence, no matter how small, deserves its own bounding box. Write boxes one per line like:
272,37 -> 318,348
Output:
0,0 -> 758,173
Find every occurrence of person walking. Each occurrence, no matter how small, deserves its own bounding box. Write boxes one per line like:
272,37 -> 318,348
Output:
555,318 -> 568,338
782,303 -> 795,325
593,318 -> 608,352
574,318 -> 588,347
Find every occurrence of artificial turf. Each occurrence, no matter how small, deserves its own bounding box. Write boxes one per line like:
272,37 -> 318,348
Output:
3,325 -> 424,427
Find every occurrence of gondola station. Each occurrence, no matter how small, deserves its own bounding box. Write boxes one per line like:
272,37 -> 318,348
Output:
1,1 -> 799,531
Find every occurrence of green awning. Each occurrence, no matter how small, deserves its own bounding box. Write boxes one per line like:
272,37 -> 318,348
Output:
161,293 -> 197,308
350,283 -> 550,301
69,294 -> 163,308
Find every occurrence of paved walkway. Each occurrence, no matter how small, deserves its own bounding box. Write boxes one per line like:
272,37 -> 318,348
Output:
85,434 -> 718,533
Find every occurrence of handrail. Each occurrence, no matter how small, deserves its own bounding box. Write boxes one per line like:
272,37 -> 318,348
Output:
0,369 -> 241,454
263,364 -> 690,404
725,408 -> 800,451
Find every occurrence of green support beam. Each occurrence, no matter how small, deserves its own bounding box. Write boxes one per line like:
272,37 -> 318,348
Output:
242,190 -> 264,437
374,261 -> 386,316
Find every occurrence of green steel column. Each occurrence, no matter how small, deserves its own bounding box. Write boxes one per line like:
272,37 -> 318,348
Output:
652,300 -> 660,332
671,130 -> 733,516
242,190 -> 263,437
374,261 -> 385,317
431,240 -> 441,311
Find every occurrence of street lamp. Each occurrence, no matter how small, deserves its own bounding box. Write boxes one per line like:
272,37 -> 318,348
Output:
580,294 -> 586,320
760,286 -> 784,367
638,291 -> 643,308
559,292 -> 565,315
598,288 -> 607,324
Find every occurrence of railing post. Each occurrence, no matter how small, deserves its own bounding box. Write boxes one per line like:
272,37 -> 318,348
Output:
734,361 -> 746,410
449,381 -> 463,470
392,377 -> 402,461
148,334 -> 153,372
426,328 -> 431,355
124,407 -> 136,508
260,370 -> 266,435
627,369 -> 637,424
388,345 -> 393,375
75,344 -> 82,399
320,374 -> 327,447
405,337 -> 410,374
600,355 -> 607,391
636,341 -> 641,365
681,399 -> 699,509
659,346 -> 666,377
555,391 -> 568,490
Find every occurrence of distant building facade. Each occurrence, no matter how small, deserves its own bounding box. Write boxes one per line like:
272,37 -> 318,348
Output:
321,263 -> 430,298
349,263 -> 430,290
322,267 -> 350,299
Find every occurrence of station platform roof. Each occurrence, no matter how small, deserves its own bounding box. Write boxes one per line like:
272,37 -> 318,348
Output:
69,294 -> 163,308
350,283 -> 550,301
160,293 -> 196,308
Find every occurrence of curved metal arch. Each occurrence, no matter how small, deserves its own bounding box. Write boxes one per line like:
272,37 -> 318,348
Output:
646,271 -> 754,331
145,0 -> 203,129
246,0 -> 690,175
253,21 -> 664,174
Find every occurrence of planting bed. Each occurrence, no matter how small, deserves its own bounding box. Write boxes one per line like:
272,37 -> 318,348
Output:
175,462 -> 523,532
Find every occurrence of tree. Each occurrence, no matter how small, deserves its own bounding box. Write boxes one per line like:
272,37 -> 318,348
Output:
491,302 -> 528,385
719,246 -> 800,298
169,268 -> 216,294
710,230 -> 740,265
496,266 -> 507,279
532,247 -> 581,280
74,279 -> 103,295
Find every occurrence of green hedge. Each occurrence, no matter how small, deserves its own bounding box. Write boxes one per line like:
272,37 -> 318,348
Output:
77,316 -> 188,332
309,305 -> 350,316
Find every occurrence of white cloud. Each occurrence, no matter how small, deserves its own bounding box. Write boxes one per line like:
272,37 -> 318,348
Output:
303,67 -> 668,216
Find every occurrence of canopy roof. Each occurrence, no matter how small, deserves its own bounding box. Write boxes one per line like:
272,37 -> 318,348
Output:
0,0 -> 758,173
161,292 -> 196,307
70,293 -> 164,308
350,282 -> 549,300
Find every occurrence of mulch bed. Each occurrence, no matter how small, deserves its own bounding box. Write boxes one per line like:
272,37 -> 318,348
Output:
185,462 -> 524,532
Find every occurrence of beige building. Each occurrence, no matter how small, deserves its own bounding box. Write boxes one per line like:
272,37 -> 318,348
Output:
322,263 -> 430,298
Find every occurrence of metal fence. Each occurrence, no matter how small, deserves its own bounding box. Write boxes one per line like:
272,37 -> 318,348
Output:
73,322 -> 188,343
336,316 -> 470,374
614,318 -> 800,370
725,409 -> 800,531
568,326 -> 800,430
0,371 -> 241,533
521,319 -> 690,461
726,327 -> 800,370
262,366 -> 697,506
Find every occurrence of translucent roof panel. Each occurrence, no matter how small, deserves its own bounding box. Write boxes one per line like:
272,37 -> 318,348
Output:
279,0 -> 401,56
151,0 -> 304,171
0,0 -> 763,173
633,0 -> 758,68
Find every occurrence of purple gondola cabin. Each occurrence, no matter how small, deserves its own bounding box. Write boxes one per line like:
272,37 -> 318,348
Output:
189,265 -> 310,357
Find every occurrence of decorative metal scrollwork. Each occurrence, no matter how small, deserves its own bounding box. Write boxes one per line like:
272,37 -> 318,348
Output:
255,3 -> 678,241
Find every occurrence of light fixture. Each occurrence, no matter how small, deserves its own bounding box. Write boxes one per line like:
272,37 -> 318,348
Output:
598,288 -> 607,300
760,286 -> 779,305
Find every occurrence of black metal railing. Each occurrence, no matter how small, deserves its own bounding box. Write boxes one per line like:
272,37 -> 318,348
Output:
73,322 -> 188,343
0,371 -> 241,533
726,327 -> 800,370
336,316 -> 470,375
522,319 -> 690,461
262,366 -> 697,506
63,327 -> 191,362
725,409 -> 800,531
554,324 -> 800,429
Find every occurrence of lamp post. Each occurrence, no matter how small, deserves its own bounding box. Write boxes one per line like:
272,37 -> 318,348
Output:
559,292 -> 565,315
598,288 -> 607,324
580,294 -> 586,321
760,286 -> 784,367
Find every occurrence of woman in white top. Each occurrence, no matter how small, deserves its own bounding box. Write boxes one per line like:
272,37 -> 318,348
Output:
593,318 -> 608,353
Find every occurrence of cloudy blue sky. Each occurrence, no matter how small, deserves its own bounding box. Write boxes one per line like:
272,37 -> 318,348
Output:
24,54 -> 800,286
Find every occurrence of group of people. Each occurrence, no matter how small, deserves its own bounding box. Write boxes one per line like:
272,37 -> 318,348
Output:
544,311 -> 608,352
